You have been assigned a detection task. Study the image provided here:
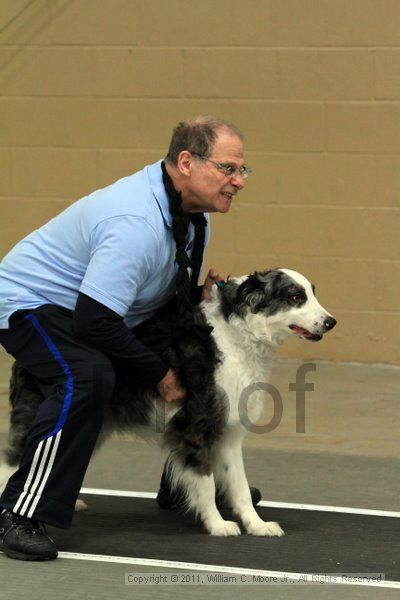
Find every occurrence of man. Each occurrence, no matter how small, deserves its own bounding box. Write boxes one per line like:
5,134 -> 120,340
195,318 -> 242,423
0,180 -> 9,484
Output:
0,116 -> 260,561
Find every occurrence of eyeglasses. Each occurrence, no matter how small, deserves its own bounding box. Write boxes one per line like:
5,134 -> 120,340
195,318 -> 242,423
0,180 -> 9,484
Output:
191,153 -> 252,180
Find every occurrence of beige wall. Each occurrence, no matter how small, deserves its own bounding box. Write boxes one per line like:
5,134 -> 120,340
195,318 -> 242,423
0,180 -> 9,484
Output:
1,0 -> 400,364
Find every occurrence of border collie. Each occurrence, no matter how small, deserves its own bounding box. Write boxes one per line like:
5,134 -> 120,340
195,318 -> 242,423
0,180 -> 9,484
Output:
0,268 -> 336,537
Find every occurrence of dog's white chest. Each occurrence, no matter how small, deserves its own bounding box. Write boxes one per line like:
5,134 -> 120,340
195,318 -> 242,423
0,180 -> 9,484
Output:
215,343 -> 274,427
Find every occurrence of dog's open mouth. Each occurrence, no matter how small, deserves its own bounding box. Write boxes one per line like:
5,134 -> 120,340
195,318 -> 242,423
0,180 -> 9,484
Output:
289,324 -> 322,342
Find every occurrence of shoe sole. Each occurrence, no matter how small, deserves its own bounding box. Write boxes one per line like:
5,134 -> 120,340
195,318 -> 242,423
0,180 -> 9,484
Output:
3,548 -> 58,561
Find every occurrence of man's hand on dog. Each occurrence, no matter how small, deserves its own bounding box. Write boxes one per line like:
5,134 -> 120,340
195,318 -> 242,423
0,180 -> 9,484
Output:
157,369 -> 186,403
202,267 -> 225,302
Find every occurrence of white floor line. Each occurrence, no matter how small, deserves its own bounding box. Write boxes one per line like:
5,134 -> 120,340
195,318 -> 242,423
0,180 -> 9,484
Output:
81,487 -> 400,519
58,552 -> 400,590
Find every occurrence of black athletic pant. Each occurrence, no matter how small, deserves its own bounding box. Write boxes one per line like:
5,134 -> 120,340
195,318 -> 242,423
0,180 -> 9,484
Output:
0,304 -> 116,529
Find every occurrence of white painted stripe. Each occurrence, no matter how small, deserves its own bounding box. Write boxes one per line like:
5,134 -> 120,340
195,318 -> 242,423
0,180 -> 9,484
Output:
19,435 -> 54,516
82,488 -> 157,499
258,500 -> 400,519
80,487 -> 400,519
13,439 -> 45,514
58,552 -> 400,590
27,430 -> 62,518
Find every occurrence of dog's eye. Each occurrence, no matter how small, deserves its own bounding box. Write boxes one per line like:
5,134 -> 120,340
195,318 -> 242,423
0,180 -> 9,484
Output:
291,294 -> 304,304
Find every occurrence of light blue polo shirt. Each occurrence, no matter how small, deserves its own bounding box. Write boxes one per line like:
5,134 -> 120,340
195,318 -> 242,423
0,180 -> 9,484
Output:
0,160 -> 210,329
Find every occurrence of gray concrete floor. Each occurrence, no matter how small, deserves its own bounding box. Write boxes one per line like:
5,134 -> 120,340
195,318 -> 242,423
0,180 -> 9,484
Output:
0,346 -> 399,599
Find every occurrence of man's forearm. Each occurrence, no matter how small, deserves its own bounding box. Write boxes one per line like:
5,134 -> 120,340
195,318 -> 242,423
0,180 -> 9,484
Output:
73,292 -> 168,384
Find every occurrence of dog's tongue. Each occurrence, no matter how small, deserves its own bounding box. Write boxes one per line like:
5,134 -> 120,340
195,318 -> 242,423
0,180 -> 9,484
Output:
290,325 -> 312,337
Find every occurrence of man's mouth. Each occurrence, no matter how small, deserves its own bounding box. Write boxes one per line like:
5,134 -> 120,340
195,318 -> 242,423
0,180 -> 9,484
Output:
289,324 -> 322,342
221,191 -> 234,200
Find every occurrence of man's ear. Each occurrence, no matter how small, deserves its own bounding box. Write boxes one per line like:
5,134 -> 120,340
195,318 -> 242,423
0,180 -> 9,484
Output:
177,150 -> 192,177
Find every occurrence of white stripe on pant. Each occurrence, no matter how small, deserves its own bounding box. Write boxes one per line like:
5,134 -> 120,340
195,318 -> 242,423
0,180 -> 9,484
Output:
13,430 -> 62,518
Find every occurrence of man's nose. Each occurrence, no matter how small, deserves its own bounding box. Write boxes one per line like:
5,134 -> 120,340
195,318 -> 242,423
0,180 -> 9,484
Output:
231,173 -> 245,190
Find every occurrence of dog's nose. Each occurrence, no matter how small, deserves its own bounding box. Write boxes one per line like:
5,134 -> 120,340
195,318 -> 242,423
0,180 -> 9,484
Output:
324,316 -> 337,330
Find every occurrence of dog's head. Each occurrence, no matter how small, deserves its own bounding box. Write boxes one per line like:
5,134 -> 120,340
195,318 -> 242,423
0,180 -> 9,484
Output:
216,268 -> 336,346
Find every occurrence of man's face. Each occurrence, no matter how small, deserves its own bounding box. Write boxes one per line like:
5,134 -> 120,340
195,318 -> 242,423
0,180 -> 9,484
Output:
181,129 -> 247,213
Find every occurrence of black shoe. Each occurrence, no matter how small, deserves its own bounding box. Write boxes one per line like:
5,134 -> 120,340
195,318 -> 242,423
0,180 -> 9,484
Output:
0,510 -> 58,561
156,467 -> 262,510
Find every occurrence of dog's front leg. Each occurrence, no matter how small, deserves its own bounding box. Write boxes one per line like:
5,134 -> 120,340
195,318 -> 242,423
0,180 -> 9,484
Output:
213,434 -> 284,537
169,460 -> 241,536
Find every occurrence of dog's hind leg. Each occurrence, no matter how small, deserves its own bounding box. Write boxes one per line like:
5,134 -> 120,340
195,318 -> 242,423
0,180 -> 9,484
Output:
0,362 -> 38,494
5,362 -> 43,463
167,456 -> 241,536
0,462 -> 17,495
0,362 -> 42,494
212,429 -> 284,537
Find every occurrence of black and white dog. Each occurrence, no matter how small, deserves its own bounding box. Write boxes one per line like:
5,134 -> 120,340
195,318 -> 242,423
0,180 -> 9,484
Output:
0,268 -> 336,537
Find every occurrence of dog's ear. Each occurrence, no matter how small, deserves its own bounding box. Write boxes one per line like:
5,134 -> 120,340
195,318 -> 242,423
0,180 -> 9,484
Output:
237,270 -> 283,314
218,270 -> 283,319
236,273 -> 273,314
218,279 -> 240,320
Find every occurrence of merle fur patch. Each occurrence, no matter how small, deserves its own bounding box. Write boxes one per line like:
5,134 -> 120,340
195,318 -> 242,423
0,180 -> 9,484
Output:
220,269 -> 308,320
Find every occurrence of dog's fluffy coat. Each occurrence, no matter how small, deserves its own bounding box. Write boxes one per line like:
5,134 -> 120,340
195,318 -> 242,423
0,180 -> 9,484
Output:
0,268 -> 336,536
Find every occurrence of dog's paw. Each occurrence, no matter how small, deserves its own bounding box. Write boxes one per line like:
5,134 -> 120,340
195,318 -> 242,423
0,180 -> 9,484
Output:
247,521 -> 284,537
75,499 -> 88,512
207,520 -> 241,536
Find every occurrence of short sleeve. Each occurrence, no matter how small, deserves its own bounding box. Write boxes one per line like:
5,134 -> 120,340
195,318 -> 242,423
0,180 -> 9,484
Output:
80,216 -> 160,316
